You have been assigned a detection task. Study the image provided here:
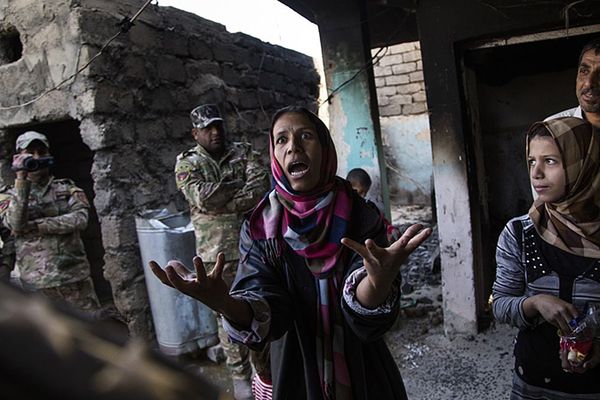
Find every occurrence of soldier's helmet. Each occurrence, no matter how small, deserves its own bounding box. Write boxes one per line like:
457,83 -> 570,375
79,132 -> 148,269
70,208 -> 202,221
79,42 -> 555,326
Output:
190,104 -> 224,129
16,131 -> 50,151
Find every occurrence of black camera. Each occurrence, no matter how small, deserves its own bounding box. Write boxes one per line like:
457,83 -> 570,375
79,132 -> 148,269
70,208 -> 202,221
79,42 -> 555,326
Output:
19,156 -> 54,172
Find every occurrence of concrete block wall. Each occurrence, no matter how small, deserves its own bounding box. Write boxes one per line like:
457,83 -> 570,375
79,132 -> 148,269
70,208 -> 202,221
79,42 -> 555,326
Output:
373,42 -> 427,117
372,42 -> 433,205
0,0 -> 319,338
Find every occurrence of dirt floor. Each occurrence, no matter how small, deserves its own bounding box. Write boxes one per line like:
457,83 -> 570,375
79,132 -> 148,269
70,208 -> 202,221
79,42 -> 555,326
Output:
388,204 -> 515,400
389,291 -> 516,400
178,205 -> 519,399
181,301 -> 518,400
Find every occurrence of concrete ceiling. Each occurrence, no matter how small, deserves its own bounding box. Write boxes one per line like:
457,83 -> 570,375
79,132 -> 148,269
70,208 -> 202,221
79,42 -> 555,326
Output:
278,0 -> 419,48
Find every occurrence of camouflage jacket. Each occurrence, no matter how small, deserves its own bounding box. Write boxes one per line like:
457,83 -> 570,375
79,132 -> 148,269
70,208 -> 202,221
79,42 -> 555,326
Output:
175,142 -> 270,261
0,185 -> 15,277
0,176 -> 91,289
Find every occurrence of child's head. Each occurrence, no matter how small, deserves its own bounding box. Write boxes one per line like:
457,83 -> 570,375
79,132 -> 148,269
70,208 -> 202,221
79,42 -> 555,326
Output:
526,117 -> 598,205
346,168 -> 372,198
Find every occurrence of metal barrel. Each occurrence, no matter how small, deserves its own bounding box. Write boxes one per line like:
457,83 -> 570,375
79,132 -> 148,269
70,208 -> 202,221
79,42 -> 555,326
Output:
136,209 -> 218,356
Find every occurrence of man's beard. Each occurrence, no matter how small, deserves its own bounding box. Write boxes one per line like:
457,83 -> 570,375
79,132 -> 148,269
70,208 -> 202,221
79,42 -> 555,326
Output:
579,88 -> 600,113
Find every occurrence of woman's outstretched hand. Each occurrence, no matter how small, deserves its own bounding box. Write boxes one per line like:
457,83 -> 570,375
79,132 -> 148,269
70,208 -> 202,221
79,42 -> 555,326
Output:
341,223 -> 432,309
149,253 -> 231,313
149,253 -> 253,327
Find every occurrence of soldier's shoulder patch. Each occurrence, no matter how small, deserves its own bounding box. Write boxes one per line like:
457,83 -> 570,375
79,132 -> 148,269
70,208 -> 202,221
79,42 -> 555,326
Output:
72,190 -> 90,207
176,171 -> 190,183
68,185 -> 84,194
0,194 -> 10,214
175,159 -> 194,173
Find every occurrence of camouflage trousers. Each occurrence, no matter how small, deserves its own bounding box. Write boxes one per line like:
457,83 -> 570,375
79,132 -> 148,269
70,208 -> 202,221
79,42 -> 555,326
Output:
205,260 -> 252,380
37,277 -> 100,312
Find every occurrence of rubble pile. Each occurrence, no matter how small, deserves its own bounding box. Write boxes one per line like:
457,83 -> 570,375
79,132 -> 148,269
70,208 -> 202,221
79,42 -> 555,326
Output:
390,205 -> 442,328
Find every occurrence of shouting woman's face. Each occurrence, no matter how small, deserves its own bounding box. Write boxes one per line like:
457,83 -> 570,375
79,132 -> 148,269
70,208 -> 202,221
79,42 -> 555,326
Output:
273,112 -> 322,193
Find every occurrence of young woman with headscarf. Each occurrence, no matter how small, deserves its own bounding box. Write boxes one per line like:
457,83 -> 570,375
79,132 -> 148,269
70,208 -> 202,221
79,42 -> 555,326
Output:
493,116 -> 600,400
150,106 -> 431,400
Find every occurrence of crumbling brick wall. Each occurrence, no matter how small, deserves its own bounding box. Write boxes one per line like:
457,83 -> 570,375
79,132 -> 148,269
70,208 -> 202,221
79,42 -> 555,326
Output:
0,0 -> 319,338
372,42 -> 433,205
373,42 -> 427,117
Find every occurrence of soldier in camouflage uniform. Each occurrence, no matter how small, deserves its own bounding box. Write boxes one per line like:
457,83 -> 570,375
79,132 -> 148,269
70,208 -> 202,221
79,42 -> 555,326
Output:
175,104 -> 270,400
0,184 -> 15,282
0,131 -> 99,311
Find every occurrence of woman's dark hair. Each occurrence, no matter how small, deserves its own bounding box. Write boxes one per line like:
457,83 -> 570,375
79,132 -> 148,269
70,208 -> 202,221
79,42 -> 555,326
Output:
270,106 -> 330,146
527,124 -> 552,143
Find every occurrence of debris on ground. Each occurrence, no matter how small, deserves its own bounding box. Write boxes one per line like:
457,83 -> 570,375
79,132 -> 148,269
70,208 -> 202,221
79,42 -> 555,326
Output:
388,204 -> 516,400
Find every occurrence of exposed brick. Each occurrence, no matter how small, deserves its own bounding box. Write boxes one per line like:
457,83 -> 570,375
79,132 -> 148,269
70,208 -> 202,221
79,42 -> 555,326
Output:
378,54 -> 404,67
128,23 -> 163,50
377,96 -> 390,106
403,50 -> 422,62
213,43 -> 237,62
188,36 -> 213,59
409,71 -> 425,82
157,56 -> 186,83
385,75 -> 409,85
379,86 -> 397,96
162,30 -> 189,56
371,47 -> 383,57
403,102 -> 428,114
397,82 -> 423,94
374,65 -> 392,76
375,77 -> 386,87
379,104 -> 402,116
261,71 -> 284,89
122,56 -> 146,80
222,64 -> 242,86
185,59 -> 220,77
240,90 -> 260,108
389,94 -> 413,105
78,9 -> 126,47
148,87 -> 176,112
135,120 -> 167,142
413,91 -> 428,102
390,42 -> 416,54
392,62 -> 417,74
93,84 -> 135,114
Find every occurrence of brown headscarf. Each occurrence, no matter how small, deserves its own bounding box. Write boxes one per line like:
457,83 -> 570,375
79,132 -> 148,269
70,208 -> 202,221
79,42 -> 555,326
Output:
527,117 -> 600,258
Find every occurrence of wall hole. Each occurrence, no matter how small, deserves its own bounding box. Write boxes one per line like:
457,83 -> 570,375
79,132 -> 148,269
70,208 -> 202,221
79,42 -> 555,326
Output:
0,27 -> 23,66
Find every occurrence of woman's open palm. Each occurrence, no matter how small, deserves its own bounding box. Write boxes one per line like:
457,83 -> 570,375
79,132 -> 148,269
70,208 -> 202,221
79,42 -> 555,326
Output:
341,223 -> 432,290
149,252 -> 230,311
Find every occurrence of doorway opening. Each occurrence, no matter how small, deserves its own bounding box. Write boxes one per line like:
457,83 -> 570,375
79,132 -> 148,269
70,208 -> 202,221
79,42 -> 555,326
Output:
460,28 -> 600,327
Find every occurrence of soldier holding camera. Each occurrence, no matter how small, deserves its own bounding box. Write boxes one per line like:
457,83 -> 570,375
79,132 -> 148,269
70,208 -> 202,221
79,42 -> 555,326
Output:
0,131 -> 99,310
